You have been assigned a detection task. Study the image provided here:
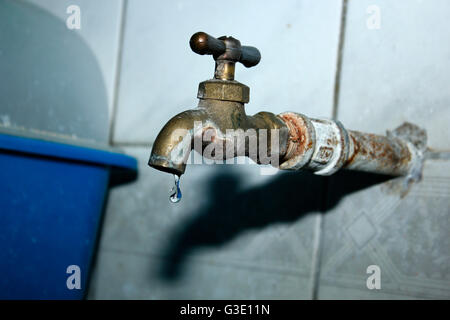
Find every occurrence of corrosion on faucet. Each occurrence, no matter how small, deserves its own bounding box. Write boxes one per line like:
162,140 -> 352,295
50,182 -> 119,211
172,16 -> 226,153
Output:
148,31 -> 427,182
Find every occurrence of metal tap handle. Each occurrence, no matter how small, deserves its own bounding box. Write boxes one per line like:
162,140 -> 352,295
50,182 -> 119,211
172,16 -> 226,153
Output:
189,31 -> 261,68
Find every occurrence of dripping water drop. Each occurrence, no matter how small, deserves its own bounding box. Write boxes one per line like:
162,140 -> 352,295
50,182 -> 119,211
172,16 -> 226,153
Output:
169,174 -> 182,203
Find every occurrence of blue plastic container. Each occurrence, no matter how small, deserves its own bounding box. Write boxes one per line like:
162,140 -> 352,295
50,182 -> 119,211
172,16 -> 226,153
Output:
0,130 -> 137,299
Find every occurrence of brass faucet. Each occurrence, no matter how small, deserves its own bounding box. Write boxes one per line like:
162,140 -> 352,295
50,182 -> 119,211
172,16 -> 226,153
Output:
149,32 -> 426,181
148,32 -> 289,176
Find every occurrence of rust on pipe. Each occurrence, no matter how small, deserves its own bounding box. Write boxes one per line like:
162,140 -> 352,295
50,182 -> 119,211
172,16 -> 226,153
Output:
344,130 -> 412,176
278,112 -> 426,177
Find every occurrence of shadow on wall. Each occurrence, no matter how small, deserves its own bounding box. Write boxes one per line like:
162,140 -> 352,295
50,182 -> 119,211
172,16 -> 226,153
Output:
157,168 -> 393,281
0,0 -> 109,143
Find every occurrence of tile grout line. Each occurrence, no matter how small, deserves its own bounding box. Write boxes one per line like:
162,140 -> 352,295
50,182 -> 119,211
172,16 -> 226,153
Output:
108,0 -> 128,146
331,0 -> 348,120
309,213 -> 324,299
310,0 -> 349,300
100,247 -> 311,278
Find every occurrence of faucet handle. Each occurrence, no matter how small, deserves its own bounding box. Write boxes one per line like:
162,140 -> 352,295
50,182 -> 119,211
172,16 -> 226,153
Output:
190,31 -> 261,80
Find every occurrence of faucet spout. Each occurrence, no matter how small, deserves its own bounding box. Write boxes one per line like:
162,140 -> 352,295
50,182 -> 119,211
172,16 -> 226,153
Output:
148,109 -> 207,176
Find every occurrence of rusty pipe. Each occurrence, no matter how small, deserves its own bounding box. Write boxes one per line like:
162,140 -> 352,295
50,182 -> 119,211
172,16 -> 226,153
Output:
279,112 -> 425,177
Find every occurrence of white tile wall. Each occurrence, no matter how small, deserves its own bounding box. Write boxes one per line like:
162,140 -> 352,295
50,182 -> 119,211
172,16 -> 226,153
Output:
335,0 -> 450,150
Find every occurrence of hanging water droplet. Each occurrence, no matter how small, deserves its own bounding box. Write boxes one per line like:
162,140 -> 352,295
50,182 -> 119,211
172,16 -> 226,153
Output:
169,174 -> 182,203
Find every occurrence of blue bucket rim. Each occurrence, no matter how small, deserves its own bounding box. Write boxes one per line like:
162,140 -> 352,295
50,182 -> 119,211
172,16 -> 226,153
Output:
0,126 -> 137,171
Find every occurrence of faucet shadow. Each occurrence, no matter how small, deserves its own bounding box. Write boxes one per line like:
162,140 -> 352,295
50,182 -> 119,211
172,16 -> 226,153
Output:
157,168 -> 393,281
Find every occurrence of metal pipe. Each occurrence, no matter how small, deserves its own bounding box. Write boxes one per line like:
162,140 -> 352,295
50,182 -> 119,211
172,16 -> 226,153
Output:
278,112 -> 426,177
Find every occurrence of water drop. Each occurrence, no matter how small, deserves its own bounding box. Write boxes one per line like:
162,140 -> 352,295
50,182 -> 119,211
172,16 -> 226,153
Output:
169,174 -> 182,203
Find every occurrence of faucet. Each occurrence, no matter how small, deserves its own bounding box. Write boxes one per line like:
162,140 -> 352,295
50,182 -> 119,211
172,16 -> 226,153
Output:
149,32 -> 427,182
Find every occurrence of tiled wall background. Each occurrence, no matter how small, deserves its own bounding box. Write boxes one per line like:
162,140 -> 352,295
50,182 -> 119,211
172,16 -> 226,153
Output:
21,0 -> 450,299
